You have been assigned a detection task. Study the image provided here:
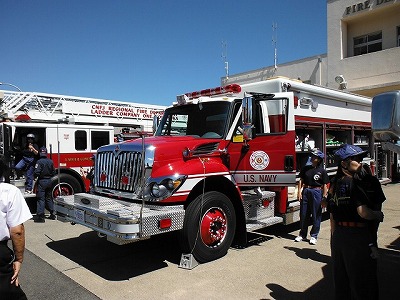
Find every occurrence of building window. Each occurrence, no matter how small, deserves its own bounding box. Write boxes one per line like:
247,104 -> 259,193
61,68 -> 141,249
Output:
353,31 -> 382,56
397,26 -> 400,47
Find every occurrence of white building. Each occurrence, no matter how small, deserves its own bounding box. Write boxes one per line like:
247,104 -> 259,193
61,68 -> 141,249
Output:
223,0 -> 400,97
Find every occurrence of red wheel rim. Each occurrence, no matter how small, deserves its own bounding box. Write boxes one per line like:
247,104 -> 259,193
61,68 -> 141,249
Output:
52,185 -> 73,198
200,207 -> 227,247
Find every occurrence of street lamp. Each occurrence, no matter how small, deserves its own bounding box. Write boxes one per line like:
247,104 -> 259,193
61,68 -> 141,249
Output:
0,82 -> 22,92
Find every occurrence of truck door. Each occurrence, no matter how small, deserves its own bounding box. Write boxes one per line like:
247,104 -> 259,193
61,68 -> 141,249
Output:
227,93 -> 296,188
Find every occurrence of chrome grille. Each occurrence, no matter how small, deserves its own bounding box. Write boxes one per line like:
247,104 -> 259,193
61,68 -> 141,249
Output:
94,151 -> 143,193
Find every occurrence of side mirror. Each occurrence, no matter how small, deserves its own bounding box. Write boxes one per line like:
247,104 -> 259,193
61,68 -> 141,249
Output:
372,91 -> 400,141
242,94 -> 254,141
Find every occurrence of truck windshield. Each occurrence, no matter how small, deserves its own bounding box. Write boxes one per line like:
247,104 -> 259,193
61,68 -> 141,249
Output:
155,102 -> 230,138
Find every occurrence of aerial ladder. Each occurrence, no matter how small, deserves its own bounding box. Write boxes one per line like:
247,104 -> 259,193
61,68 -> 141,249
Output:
0,90 -> 165,132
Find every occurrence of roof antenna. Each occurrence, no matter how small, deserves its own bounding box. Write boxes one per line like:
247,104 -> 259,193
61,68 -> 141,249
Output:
272,22 -> 278,71
221,40 -> 229,81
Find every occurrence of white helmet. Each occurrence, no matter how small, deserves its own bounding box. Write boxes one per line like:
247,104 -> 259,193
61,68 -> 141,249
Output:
27,133 -> 35,139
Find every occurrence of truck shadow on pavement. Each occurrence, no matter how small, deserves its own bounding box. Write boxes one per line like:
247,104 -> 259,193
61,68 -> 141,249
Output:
47,230 -> 182,281
47,228 -> 278,281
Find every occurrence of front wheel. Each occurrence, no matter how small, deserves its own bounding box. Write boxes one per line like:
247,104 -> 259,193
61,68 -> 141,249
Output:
179,191 -> 236,263
50,174 -> 82,198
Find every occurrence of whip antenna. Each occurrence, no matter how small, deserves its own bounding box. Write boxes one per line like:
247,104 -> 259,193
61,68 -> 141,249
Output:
272,22 -> 278,70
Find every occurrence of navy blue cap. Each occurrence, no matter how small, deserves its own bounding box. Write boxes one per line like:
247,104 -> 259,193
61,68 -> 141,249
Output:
39,147 -> 48,157
311,149 -> 324,159
334,144 -> 368,160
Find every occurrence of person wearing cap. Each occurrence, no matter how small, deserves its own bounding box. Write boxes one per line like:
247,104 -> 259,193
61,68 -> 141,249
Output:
295,149 -> 329,245
327,144 -> 385,300
33,147 -> 56,223
0,155 -> 31,299
15,133 -> 39,193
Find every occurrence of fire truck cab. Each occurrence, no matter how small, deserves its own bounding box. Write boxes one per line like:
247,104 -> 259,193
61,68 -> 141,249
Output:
54,78 -> 374,264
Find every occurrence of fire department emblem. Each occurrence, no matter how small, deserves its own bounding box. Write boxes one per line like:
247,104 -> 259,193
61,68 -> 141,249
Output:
250,151 -> 270,170
313,174 -> 321,182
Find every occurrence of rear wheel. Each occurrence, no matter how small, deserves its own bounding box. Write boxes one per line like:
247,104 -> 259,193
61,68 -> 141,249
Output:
180,191 -> 236,263
51,174 -> 82,198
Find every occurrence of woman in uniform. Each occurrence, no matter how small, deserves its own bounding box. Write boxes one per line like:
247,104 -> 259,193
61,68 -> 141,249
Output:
328,144 -> 385,300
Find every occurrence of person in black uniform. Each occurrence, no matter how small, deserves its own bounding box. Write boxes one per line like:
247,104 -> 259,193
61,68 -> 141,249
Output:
328,144 -> 385,300
33,147 -> 56,223
15,133 -> 39,193
295,149 -> 329,245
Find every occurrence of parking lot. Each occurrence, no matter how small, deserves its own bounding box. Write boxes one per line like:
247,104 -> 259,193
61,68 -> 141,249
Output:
20,183 -> 400,300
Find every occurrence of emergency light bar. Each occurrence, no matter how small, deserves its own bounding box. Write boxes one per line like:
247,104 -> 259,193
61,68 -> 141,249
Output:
184,84 -> 242,99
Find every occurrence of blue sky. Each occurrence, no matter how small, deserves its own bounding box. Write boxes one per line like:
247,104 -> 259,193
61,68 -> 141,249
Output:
0,1 -> 327,106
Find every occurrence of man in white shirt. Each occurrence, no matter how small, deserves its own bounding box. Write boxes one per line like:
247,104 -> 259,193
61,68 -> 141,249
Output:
0,155 -> 32,299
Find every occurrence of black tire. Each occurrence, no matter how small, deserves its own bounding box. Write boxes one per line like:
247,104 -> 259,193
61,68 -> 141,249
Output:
50,174 -> 82,198
180,191 -> 236,263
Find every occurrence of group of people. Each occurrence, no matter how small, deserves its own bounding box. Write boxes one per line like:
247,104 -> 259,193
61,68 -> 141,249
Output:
14,133 -> 56,223
296,144 -> 385,299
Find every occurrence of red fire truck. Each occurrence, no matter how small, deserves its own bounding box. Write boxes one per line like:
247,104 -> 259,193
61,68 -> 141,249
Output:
0,90 -> 165,198
54,77 -> 374,264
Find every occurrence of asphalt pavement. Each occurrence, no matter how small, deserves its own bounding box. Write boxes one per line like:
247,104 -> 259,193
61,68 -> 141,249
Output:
17,183 -> 400,300
19,249 -> 99,300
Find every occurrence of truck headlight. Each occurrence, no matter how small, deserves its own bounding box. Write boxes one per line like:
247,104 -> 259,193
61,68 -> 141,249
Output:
150,183 -> 160,197
166,179 -> 175,190
145,175 -> 186,201
150,183 -> 168,198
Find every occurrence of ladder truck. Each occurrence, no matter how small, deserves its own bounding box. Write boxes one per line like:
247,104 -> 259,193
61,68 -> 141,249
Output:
0,89 -> 165,199
54,77 -> 375,264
